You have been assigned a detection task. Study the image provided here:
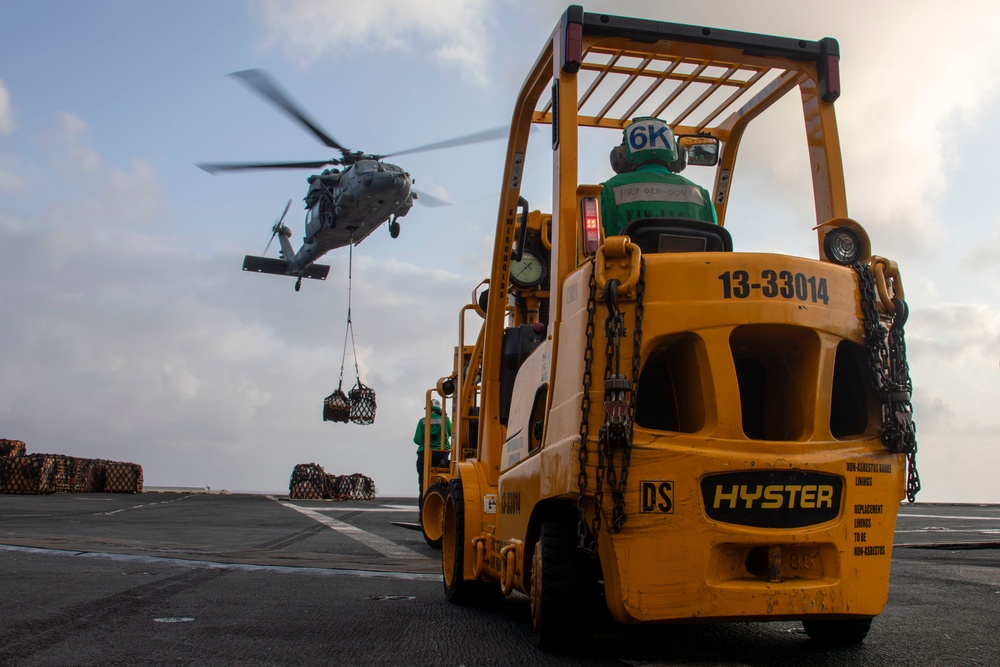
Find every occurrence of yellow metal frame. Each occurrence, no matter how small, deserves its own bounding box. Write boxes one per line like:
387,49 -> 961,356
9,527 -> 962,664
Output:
442,5 -> 908,630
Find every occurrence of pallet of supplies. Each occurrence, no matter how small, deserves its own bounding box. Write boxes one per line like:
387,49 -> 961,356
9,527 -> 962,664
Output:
0,439 -> 26,458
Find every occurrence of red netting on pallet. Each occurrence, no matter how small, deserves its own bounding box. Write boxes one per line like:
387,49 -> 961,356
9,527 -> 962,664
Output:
327,473 -> 377,501
48,455 -> 72,493
0,439 -> 26,457
69,458 -> 99,493
0,452 -> 142,495
289,463 -> 327,499
0,455 -> 61,494
98,460 -> 144,493
288,463 -> 376,501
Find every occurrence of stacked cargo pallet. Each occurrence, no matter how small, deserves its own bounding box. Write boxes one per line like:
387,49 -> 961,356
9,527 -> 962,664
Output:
0,438 -> 143,494
288,462 -> 376,501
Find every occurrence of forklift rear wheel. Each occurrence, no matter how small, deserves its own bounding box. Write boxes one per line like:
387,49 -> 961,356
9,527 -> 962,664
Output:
530,521 -> 597,650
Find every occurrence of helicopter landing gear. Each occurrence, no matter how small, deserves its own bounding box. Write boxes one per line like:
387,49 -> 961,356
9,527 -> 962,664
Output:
389,219 -> 400,239
294,277 -> 302,292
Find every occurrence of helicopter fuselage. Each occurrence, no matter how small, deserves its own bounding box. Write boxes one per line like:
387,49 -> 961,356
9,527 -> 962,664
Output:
276,159 -> 414,274
205,68 -> 503,291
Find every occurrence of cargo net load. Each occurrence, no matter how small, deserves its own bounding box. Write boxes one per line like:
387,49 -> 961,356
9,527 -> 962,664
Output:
323,381 -> 377,425
0,440 -> 143,495
288,462 -> 376,501
323,240 -> 376,425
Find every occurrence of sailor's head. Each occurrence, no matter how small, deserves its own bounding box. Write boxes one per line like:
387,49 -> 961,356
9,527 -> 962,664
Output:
610,117 -> 681,173
431,398 -> 442,410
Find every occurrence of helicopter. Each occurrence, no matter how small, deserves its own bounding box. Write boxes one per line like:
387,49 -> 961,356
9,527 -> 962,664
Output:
197,69 -> 507,291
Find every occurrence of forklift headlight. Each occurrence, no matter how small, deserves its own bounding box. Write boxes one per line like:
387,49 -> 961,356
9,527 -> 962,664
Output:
824,227 -> 861,265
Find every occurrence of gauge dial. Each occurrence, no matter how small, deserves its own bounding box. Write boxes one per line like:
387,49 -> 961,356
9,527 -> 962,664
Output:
510,250 -> 547,288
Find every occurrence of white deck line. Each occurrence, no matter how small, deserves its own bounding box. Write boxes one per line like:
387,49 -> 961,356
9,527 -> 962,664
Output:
268,496 -> 426,559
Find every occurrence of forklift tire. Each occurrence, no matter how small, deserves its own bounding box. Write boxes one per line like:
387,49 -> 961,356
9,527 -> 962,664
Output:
530,521 -> 598,650
442,479 -> 502,605
420,483 -> 447,549
801,617 -> 873,645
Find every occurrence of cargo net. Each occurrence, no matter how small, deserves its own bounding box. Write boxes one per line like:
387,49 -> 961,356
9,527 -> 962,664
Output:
348,382 -> 377,425
323,389 -> 351,423
0,454 -> 143,495
0,439 -> 27,457
323,382 -> 377,425
288,463 -> 376,501
101,460 -> 145,493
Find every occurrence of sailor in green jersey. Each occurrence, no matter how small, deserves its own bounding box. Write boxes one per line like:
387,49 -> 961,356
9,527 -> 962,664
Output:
601,117 -> 717,237
413,398 -> 451,496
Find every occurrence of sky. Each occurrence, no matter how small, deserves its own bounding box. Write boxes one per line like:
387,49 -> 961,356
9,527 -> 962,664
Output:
1,0 -> 998,502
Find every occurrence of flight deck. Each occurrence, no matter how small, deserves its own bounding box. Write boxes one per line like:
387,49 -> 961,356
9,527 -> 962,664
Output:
0,493 -> 997,665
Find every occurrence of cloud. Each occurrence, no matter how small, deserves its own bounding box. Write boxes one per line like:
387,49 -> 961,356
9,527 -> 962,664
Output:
0,209 -> 468,494
0,112 -> 471,495
528,1 -> 1000,257
255,0 -> 495,86
42,112 -> 103,174
0,80 -> 14,135
0,166 -> 26,193
911,302 -> 1000,365
0,80 -> 24,192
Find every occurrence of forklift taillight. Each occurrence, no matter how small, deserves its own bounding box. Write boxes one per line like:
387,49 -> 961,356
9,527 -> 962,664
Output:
563,22 -> 583,73
582,197 -> 601,256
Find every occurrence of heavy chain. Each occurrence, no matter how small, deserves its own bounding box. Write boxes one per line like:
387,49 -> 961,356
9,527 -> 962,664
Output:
577,260 -> 600,556
600,276 -> 629,533
577,258 -> 646,555
624,260 -> 645,515
605,260 -> 645,532
854,261 -> 921,502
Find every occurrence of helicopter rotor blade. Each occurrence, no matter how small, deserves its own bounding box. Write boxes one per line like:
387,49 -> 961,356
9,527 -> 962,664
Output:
413,189 -> 451,207
197,160 -> 334,174
380,125 -> 509,159
228,69 -> 348,153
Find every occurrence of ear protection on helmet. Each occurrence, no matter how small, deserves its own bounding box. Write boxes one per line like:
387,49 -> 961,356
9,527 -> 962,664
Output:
610,145 -> 631,174
667,147 -> 687,173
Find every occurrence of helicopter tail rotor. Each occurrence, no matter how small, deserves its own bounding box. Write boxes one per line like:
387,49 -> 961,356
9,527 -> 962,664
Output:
263,199 -> 293,255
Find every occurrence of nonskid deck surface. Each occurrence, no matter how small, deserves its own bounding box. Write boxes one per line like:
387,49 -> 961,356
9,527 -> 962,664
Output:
0,493 -> 996,571
0,492 -> 440,575
1,493 -> 998,666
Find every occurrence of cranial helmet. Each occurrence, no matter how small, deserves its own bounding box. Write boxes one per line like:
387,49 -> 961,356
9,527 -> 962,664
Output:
624,117 -> 679,166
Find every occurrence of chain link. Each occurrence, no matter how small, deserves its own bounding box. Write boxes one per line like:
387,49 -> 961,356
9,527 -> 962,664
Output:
854,262 -> 921,502
577,260 -> 600,556
616,259 -> 645,528
601,276 -> 628,532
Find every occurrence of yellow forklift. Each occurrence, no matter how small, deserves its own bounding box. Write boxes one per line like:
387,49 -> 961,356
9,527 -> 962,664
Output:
438,5 -> 919,648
